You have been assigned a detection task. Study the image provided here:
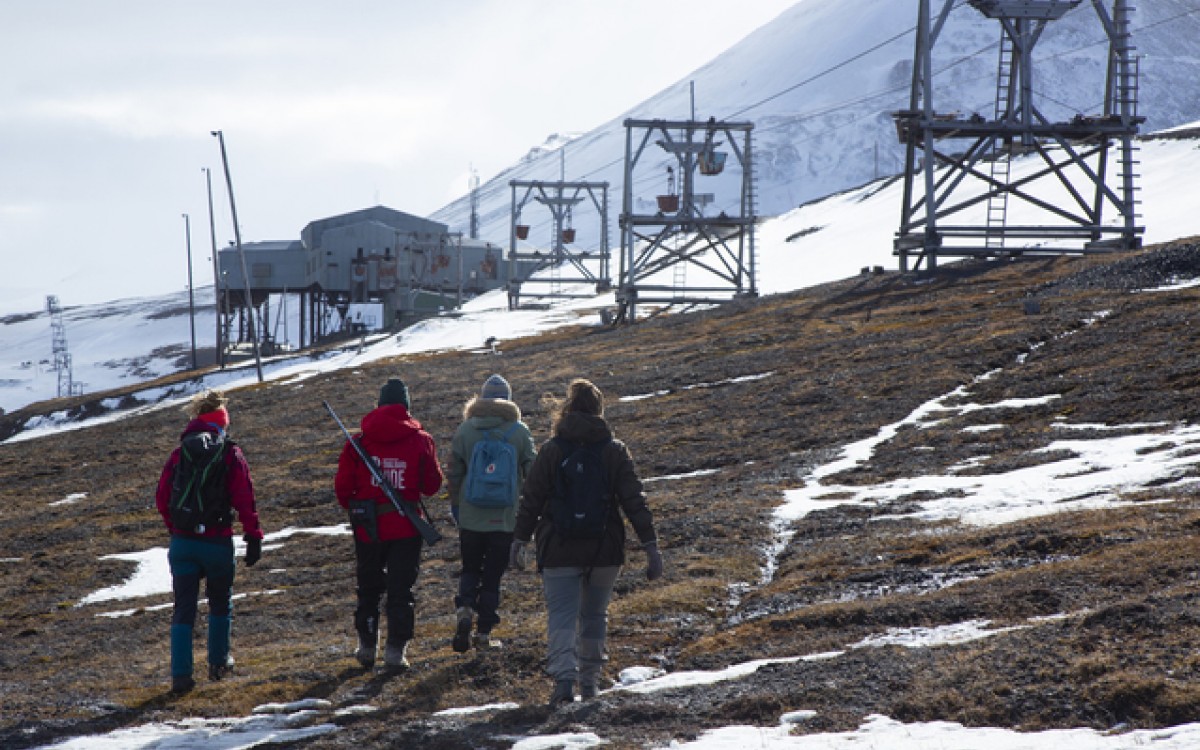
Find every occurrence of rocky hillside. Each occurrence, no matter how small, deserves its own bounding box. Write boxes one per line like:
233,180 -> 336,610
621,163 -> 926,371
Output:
3,240 -> 1200,748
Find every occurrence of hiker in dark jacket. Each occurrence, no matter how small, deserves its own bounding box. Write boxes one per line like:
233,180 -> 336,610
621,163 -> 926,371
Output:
155,389 -> 264,695
512,378 -> 662,707
446,374 -> 536,652
335,377 -> 444,670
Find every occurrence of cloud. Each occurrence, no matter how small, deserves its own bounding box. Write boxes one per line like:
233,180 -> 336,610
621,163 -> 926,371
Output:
14,88 -> 446,164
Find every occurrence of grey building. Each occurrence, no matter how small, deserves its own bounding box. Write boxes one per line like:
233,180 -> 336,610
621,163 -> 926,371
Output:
216,205 -> 527,352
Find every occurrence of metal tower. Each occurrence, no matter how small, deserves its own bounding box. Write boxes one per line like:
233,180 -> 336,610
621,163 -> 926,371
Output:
893,0 -> 1143,271
617,117 -> 757,322
469,167 -> 481,240
45,295 -> 80,398
507,179 -> 611,309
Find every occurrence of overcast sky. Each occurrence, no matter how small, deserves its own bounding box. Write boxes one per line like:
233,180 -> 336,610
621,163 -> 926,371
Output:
0,1 -> 797,314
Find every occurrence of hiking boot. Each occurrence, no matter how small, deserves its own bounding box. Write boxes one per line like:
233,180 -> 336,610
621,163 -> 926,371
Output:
473,631 -> 502,650
355,633 -> 378,669
384,642 -> 410,670
452,607 -> 473,653
547,679 -> 575,708
579,679 -> 599,700
208,655 -> 235,681
170,675 -> 195,695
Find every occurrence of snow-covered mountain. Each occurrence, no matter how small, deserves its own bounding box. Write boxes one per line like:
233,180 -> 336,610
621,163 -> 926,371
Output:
431,0 -> 1200,244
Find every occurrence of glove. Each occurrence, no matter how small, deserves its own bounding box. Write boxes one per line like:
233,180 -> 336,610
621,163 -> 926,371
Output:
644,542 -> 663,581
244,535 -> 262,567
450,504 -> 460,524
509,540 -> 528,571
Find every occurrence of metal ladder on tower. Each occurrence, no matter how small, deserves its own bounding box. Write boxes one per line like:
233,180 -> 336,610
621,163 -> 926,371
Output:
671,228 -> 687,299
747,140 -> 760,297
1115,8 -> 1142,229
549,250 -> 562,298
985,30 -> 1014,251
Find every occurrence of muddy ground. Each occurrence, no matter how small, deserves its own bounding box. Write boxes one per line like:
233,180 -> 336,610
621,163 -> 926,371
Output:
2,240 -> 1200,748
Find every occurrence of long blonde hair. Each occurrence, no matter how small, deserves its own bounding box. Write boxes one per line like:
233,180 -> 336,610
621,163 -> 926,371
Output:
184,389 -> 228,418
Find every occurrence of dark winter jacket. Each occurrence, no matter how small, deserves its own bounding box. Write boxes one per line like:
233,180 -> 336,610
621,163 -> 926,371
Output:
514,411 -> 656,570
155,419 -> 263,541
447,396 -> 536,533
335,403 -> 444,543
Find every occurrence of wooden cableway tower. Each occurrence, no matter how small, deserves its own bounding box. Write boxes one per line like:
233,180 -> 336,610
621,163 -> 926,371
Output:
507,179 -> 611,310
893,0 -> 1143,271
617,117 -> 757,322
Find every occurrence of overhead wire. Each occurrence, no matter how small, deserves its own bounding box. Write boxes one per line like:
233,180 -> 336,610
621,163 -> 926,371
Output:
466,1 -> 1200,223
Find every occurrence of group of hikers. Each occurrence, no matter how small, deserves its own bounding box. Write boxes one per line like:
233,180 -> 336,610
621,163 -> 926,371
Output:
154,374 -> 663,707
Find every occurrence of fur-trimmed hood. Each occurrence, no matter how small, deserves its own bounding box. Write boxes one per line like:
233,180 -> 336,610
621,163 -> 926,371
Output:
463,396 -> 521,423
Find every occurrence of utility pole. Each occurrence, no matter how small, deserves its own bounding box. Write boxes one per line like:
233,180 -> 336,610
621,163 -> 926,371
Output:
211,130 -> 264,383
182,213 -> 197,370
203,167 -> 224,368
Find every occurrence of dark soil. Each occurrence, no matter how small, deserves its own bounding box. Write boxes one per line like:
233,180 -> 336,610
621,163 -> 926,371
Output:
3,239 -> 1200,748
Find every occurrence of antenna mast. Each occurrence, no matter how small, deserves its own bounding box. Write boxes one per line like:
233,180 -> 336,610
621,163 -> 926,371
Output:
45,295 -> 81,398
469,166 -> 481,240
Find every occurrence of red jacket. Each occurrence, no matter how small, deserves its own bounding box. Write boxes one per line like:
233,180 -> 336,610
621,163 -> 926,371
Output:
155,420 -> 263,540
335,403 -> 444,542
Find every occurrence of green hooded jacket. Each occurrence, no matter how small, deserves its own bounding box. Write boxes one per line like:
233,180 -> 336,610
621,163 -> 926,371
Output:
448,396 -> 537,533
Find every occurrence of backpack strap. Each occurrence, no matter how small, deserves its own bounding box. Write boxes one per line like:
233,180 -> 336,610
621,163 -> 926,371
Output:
487,422 -> 519,442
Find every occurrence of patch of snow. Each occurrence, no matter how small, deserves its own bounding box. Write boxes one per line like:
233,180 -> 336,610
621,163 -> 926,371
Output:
434,702 -> 521,717
645,469 -> 722,483
252,699 -> 332,714
509,733 -> 609,750
49,492 -> 87,506
849,620 -> 1026,650
663,714 -> 1200,749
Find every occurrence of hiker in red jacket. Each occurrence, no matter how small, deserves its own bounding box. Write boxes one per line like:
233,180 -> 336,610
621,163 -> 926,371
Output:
155,389 -> 264,695
335,377 -> 444,670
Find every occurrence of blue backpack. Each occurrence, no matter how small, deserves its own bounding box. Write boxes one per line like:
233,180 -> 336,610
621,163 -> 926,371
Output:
550,438 -> 612,539
464,423 -> 520,508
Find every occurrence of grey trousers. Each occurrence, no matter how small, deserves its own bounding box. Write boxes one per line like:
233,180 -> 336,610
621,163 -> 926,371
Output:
541,565 -> 620,684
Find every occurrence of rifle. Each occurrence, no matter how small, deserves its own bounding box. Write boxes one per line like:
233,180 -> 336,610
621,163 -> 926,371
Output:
324,400 -> 442,546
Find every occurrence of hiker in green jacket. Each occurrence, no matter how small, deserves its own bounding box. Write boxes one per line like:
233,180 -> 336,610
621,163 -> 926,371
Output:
446,374 -> 536,652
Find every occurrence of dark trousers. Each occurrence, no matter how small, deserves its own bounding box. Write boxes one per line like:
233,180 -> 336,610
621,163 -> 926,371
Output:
170,535 -> 235,625
168,535 -> 236,676
455,528 -> 513,633
354,535 -> 422,646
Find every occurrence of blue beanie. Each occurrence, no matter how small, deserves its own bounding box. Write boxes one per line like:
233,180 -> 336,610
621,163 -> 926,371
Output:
480,374 -> 511,400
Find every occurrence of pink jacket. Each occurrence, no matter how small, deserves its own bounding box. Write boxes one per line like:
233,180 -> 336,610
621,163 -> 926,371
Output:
155,420 -> 263,540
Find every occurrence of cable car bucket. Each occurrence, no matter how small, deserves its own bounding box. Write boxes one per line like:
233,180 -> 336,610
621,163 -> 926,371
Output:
656,165 -> 680,213
698,150 -> 727,175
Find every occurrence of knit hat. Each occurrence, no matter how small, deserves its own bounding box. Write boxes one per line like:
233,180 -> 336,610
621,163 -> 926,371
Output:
480,374 -> 512,401
198,407 -> 230,429
378,378 -> 410,408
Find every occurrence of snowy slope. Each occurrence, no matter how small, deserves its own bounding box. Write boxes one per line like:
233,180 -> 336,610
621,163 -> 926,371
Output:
430,0 -> 1200,245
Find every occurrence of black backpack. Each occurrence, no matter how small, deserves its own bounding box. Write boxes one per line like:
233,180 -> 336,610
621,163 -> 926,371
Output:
169,431 -> 234,534
549,438 -> 612,539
